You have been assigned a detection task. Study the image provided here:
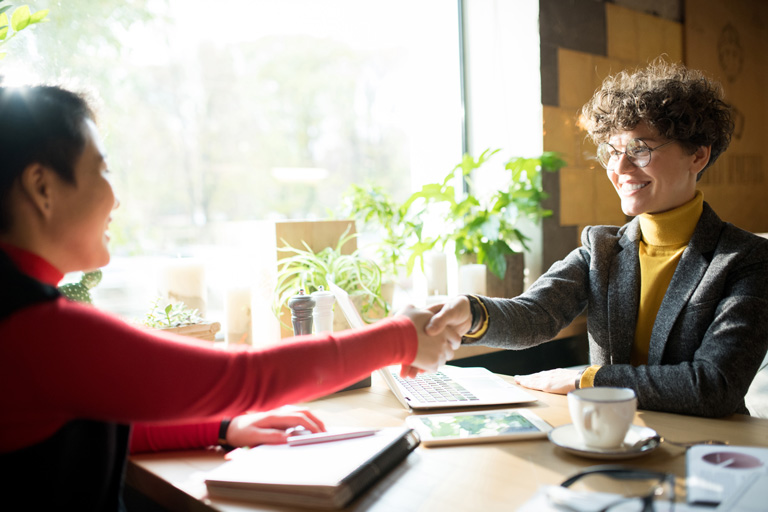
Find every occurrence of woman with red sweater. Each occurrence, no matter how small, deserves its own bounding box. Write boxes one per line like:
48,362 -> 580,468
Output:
0,85 -> 459,510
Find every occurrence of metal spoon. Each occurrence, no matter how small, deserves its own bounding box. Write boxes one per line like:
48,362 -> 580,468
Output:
630,434 -> 728,450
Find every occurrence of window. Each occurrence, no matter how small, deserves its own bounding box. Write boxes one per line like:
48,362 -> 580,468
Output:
8,0 -> 463,322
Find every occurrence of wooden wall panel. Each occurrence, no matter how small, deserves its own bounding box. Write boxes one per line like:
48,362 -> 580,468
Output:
539,0 -> 768,265
554,13 -> 683,231
606,4 -> 683,63
686,0 -> 768,232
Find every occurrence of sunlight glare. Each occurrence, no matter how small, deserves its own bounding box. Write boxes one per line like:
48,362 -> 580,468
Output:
0,62 -> 42,87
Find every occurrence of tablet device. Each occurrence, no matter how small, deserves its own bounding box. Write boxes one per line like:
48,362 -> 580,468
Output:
405,408 -> 553,447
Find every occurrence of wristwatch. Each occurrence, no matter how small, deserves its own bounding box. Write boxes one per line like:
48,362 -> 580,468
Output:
218,418 -> 233,450
462,295 -> 489,341
466,295 -> 483,334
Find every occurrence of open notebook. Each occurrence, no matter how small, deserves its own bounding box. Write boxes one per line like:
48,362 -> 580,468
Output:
329,283 -> 537,410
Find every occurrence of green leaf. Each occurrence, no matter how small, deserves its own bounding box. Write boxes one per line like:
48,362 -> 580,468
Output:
406,183 -> 455,206
10,5 -> 30,31
486,252 -> 507,280
405,238 -> 438,274
479,215 -> 500,241
30,9 -> 49,24
483,242 -> 514,280
476,148 -> 501,166
540,151 -> 567,171
0,6 -> 11,16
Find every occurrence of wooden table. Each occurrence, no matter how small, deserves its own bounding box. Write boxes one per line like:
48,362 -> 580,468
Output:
127,370 -> 768,511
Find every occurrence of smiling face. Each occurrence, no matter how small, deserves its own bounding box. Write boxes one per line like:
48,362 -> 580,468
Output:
48,119 -> 119,273
606,122 -> 704,217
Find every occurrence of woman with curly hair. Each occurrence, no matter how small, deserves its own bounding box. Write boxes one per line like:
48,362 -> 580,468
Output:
425,59 -> 768,418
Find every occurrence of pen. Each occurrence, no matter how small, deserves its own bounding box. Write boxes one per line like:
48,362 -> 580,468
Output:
223,425 -> 312,458
287,429 -> 381,446
224,429 -> 381,458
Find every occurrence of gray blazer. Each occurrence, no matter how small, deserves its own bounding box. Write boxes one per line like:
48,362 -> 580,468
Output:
478,202 -> 768,417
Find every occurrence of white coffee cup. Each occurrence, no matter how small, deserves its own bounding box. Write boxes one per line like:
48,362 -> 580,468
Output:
568,387 -> 637,449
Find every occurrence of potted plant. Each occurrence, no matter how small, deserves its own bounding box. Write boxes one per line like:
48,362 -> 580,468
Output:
337,183 -> 427,303
141,297 -> 221,342
59,270 -> 103,304
410,149 -> 566,297
272,227 -> 388,330
59,271 -> 221,341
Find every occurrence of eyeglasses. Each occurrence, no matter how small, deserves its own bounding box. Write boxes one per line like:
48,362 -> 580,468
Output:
597,139 -> 675,170
547,465 -> 676,512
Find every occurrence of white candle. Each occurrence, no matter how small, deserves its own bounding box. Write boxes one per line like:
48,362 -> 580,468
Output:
458,264 -> 487,295
160,258 -> 206,316
424,251 -> 448,295
251,261 -> 281,347
226,287 -> 252,345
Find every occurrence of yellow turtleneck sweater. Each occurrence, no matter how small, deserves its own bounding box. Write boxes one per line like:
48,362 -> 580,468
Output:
579,190 -> 704,387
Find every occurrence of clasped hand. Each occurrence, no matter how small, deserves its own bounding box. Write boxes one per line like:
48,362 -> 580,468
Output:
395,304 -> 461,379
416,296 -> 580,395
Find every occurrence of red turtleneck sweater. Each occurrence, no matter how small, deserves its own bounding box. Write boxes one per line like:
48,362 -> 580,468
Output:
0,243 -> 417,454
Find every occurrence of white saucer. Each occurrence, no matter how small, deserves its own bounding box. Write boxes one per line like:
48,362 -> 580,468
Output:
548,424 -> 660,460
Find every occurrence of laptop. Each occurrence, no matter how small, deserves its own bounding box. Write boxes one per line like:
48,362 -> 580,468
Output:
328,283 -> 537,411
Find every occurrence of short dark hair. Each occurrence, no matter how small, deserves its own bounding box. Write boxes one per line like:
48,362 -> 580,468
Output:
0,85 -> 95,232
580,59 -> 734,178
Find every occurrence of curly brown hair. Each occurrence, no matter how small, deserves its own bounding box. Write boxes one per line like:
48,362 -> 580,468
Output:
580,59 -> 734,176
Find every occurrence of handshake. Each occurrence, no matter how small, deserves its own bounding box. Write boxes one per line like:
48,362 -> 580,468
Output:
394,296 -> 474,379
397,296 -> 578,396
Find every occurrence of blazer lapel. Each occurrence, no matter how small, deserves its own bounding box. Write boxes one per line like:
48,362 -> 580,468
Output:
607,219 -> 641,364
647,203 -> 722,364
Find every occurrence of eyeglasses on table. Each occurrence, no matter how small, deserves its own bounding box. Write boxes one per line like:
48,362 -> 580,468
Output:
546,465 -> 676,512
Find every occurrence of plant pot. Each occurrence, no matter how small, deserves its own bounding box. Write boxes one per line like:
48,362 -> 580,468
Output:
159,321 -> 221,342
459,253 -> 525,298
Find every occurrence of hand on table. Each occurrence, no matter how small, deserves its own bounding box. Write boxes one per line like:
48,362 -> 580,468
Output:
396,304 -> 461,378
513,368 -> 581,395
225,407 -> 326,447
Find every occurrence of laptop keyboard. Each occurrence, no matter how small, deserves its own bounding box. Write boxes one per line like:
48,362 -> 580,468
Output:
394,371 -> 479,403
